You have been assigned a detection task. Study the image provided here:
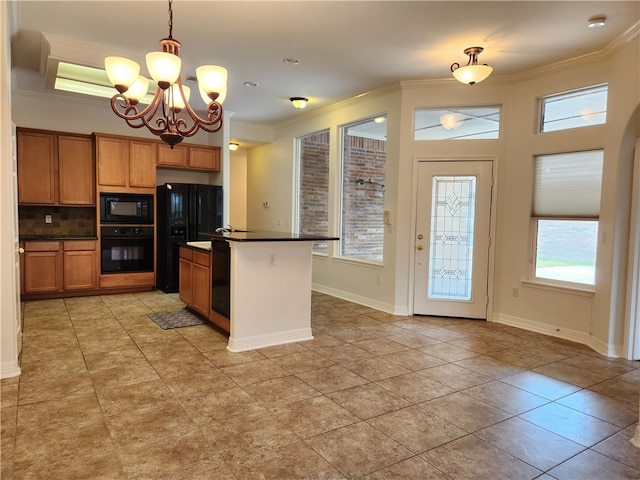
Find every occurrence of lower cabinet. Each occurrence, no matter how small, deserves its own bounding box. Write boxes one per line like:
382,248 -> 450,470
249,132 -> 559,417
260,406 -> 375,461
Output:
22,240 -> 98,294
179,246 -> 211,318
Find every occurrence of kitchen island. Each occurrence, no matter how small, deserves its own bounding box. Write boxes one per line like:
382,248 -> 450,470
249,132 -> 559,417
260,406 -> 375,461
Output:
186,230 -> 338,352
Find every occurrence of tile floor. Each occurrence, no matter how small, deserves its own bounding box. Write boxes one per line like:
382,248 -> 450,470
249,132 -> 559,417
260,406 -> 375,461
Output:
2,290 -> 640,479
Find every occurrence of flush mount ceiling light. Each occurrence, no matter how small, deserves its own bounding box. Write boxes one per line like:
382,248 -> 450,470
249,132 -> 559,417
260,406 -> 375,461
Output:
104,0 -> 227,147
450,46 -> 493,85
588,15 -> 606,28
229,142 -> 239,151
290,97 -> 309,109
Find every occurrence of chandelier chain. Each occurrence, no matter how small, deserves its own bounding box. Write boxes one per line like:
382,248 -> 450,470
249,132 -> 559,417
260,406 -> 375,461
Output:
168,0 -> 173,39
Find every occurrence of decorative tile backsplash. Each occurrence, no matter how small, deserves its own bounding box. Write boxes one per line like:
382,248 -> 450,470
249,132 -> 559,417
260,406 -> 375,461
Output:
19,206 -> 96,237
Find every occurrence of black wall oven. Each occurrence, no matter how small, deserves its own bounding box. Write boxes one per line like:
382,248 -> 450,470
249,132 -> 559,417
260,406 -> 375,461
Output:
100,226 -> 154,274
100,193 -> 154,224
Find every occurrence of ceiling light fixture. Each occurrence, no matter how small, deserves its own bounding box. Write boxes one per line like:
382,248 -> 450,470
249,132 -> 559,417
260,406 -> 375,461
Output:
229,142 -> 239,151
290,97 -> 308,109
450,47 -> 493,85
104,0 -> 227,147
587,15 -> 606,28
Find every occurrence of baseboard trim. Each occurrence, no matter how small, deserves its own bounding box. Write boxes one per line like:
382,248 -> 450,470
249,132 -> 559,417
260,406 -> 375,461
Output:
227,328 -> 314,353
312,284 -> 408,315
0,361 -> 21,379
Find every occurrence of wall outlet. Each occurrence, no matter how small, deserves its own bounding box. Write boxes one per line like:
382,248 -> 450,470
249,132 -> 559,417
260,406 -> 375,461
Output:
45,214 -> 52,224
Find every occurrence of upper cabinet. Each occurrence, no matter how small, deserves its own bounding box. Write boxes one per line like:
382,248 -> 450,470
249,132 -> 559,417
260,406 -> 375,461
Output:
17,129 -> 95,205
157,143 -> 220,172
95,134 -> 156,191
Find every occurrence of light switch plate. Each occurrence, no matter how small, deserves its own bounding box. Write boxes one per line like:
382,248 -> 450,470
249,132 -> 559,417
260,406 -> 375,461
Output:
45,214 -> 52,224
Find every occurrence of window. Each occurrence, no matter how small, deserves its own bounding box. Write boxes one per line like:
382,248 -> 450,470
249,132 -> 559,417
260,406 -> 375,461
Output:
532,150 -> 604,286
540,84 -> 607,133
340,116 -> 387,262
414,106 -> 500,140
297,130 -> 330,253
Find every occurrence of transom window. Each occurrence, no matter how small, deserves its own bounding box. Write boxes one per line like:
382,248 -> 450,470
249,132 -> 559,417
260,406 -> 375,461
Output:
539,84 -> 608,133
414,106 -> 501,140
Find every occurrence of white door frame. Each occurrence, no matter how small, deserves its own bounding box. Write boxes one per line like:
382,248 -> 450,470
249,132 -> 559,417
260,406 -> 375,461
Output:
624,138 -> 640,360
410,156 -> 498,318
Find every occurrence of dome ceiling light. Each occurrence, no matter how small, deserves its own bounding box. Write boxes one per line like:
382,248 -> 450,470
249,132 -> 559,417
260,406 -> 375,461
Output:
104,0 -> 227,147
450,46 -> 493,86
290,97 -> 309,109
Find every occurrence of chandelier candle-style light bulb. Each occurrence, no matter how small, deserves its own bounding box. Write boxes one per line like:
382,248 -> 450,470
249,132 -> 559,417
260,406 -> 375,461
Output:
104,0 -> 227,147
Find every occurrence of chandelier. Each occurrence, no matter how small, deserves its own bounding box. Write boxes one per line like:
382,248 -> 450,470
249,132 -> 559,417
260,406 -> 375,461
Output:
450,47 -> 493,86
104,0 -> 227,147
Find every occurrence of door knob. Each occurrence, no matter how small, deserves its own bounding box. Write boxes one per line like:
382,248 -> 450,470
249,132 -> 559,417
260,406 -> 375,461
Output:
17,247 -> 25,254
416,244 -> 424,250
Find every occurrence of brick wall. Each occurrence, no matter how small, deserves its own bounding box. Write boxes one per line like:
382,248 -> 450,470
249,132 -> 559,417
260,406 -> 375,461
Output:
299,131 -> 330,252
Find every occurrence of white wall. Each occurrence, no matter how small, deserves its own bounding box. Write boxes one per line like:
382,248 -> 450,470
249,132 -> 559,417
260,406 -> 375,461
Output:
1,1 -> 21,378
245,33 -> 640,357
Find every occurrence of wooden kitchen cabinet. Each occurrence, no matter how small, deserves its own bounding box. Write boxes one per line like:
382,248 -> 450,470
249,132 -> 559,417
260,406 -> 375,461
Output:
17,129 -> 95,205
22,240 -> 98,294
17,130 -> 56,204
96,134 -> 156,191
22,241 -> 63,293
58,135 -> 95,205
178,246 -> 211,318
157,143 -> 220,172
63,240 -> 98,291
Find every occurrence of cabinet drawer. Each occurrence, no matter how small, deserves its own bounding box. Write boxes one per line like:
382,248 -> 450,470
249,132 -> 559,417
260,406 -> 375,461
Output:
63,240 -> 97,251
179,246 -> 193,261
193,250 -> 210,267
24,241 -> 60,252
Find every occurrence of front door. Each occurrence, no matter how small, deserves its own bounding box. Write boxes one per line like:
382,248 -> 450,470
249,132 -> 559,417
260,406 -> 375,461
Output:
413,160 -> 493,319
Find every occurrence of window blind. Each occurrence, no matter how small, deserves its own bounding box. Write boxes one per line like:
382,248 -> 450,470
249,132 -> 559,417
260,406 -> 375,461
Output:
533,150 -> 604,217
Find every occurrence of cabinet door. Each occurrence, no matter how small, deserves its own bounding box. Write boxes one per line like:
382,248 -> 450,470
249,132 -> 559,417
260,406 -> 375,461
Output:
179,258 -> 193,305
96,136 -> 128,187
129,140 -> 157,188
23,242 -> 63,293
189,146 -> 220,171
58,135 -> 95,205
192,263 -> 210,317
17,130 -> 56,204
157,143 -> 188,168
63,241 -> 97,290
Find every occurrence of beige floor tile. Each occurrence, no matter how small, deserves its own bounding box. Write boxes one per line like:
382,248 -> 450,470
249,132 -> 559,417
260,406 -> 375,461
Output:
361,455 -> 450,480
475,416 -> 585,470
419,392 -> 512,432
587,377 -> 640,408
422,434 -> 542,479
519,402 -> 622,447
95,379 -> 176,416
419,362 -> 493,390
296,365 -> 368,393
306,421 -> 412,479
16,392 -> 103,432
243,374 -> 322,406
342,356 -> 411,381
314,343 -> 374,364
500,370 -> 581,400
592,424 -> 640,470
547,449 -> 640,480
164,369 -> 237,400
556,389 -> 639,427
270,349 -> 336,373
376,371 -> 454,403
533,361 -> 614,388
419,342 -> 478,362
382,348 -> 448,371
351,337 -> 409,356
454,354 -> 526,379
221,358 -> 289,386
462,380 -> 549,414
18,372 -> 94,405
269,395 -> 359,438
328,382 -> 410,419
367,405 -> 467,454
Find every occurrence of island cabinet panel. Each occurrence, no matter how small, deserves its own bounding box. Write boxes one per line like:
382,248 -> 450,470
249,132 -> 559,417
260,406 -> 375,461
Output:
178,246 -> 212,320
58,135 -> 95,205
96,134 -> 156,191
63,240 -> 98,291
17,130 -> 56,204
22,241 -> 63,293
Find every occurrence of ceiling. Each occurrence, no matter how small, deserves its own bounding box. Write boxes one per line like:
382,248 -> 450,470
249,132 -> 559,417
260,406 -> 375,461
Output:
9,1 -> 640,128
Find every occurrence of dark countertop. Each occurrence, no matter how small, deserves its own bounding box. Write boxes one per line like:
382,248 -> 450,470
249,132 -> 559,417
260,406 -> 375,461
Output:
20,236 -> 99,241
200,230 -> 339,243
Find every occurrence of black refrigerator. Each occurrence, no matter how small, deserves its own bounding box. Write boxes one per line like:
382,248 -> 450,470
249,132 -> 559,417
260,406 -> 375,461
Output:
156,183 -> 223,293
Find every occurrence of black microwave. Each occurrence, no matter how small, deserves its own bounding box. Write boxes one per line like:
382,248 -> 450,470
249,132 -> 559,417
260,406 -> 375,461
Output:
100,193 -> 154,224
